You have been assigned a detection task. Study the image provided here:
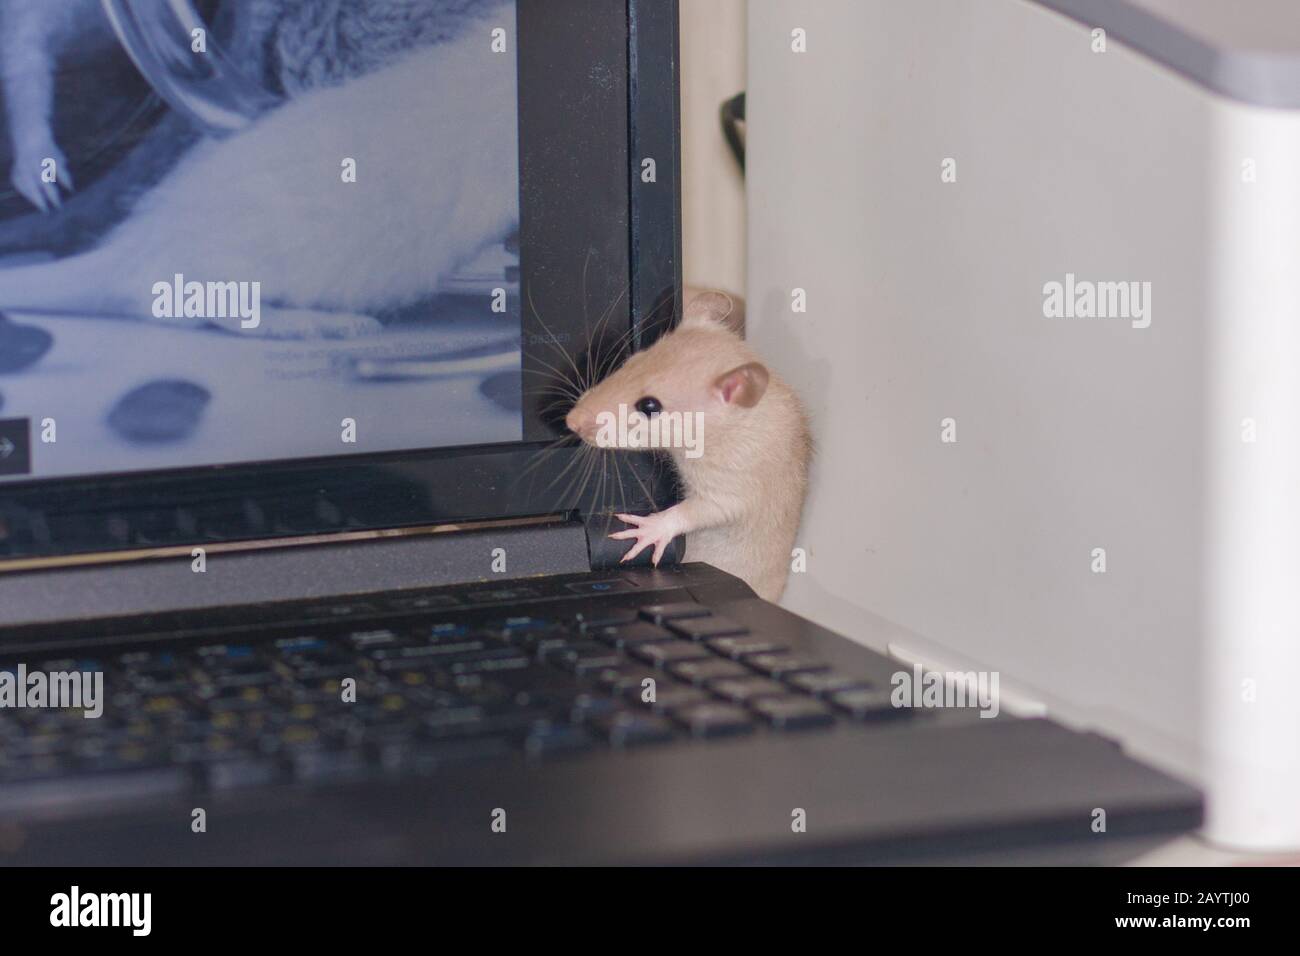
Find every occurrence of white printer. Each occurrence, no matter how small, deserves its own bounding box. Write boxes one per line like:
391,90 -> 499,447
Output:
747,0 -> 1300,849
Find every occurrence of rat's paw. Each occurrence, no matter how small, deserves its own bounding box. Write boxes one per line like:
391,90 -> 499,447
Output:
609,511 -> 682,566
10,142 -> 72,212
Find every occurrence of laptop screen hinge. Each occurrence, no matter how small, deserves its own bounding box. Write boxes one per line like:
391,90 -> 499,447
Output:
0,518 -> 592,628
583,512 -> 684,571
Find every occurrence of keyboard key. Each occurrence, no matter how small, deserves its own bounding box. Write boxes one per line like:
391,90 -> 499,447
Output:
573,606 -> 639,630
490,615 -> 558,635
489,704 -> 561,736
479,667 -> 576,702
289,748 -> 372,783
668,658 -> 751,687
292,676 -> 361,703
548,644 -> 625,675
421,706 -> 489,738
274,635 -> 332,655
830,688 -> 908,720
169,730 -> 240,757
269,723 -> 327,751
201,683 -> 284,712
0,753 -> 70,784
75,741 -> 175,773
706,636 -> 789,660
447,653 -> 531,676
566,691 -> 623,721
523,724 -> 595,758
641,685 -> 710,713
196,643 -> 257,660
207,669 -> 281,690
630,640 -> 712,668
383,593 -> 462,611
376,640 -> 485,659
744,653 -> 829,679
671,703 -> 755,739
139,694 -> 192,717
709,675 -> 789,704
461,586 -> 541,604
346,629 -> 399,649
371,642 -> 492,671
288,661 -> 355,681
785,672 -> 873,697
320,602 -> 379,619
118,650 -> 179,680
595,621 -> 674,649
667,615 -> 749,640
195,647 -> 272,681
591,711 -> 676,747
428,622 -> 471,639
11,732 -> 77,758
616,675 -> 669,707
750,696 -> 835,730
375,736 -> 514,774
534,639 -> 592,662
502,628 -> 571,656
0,767 -> 190,812
594,665 -> 656,695
204,757 -> 284,790
639,601 -> 710,624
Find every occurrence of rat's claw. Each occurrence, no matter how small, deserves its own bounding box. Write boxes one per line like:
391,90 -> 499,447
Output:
619,536 -> 653,563
611,511 -> 678,566
40,177 -> 61,209
11,141 -> 72,213
11,166 -> 48,211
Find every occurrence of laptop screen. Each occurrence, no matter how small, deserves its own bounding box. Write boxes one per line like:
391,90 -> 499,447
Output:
0,0 -> 677,565
0,0 -> 529,485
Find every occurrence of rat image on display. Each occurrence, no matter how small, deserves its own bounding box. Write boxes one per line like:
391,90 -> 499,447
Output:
565,289 -> 812,602
0,0 -> 518,338
0,0 -> 525,469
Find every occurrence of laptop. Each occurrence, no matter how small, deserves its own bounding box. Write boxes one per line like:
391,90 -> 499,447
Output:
0,0 -> 1199,865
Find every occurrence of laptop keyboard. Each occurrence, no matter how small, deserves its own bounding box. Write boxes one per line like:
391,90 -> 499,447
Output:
0,597 -> 909,807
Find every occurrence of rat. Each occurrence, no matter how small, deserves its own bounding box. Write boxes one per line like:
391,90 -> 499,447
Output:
0,0 -> 517,338
564,289 -> 812,602
0,0 -> 496,214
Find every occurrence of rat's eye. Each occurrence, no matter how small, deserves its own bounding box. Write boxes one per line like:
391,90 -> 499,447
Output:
635,396 -> 662,417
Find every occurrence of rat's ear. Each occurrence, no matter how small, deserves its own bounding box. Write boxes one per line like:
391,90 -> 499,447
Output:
682,289 -> 743,334
713,361 -> 769,408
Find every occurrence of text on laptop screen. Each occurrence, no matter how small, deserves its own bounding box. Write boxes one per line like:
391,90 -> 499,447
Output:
0,0 -> 522,484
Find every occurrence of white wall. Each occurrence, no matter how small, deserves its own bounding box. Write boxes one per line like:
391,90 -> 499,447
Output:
745,0 -> 1300,848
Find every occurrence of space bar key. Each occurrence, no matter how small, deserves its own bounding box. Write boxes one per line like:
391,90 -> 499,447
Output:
0,767 -> 190,813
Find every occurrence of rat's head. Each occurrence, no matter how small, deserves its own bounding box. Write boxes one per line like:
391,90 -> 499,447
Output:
564,291 -> 769,455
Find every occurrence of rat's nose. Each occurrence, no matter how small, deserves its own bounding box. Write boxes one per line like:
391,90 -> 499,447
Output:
561,405 -> 595,439
565,407 -> 593,438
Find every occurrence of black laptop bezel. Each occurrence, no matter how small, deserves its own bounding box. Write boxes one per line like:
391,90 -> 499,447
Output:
0,0 -> 681,564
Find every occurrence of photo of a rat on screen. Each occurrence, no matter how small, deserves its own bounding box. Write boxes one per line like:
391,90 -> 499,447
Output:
0,0 -> 522,478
